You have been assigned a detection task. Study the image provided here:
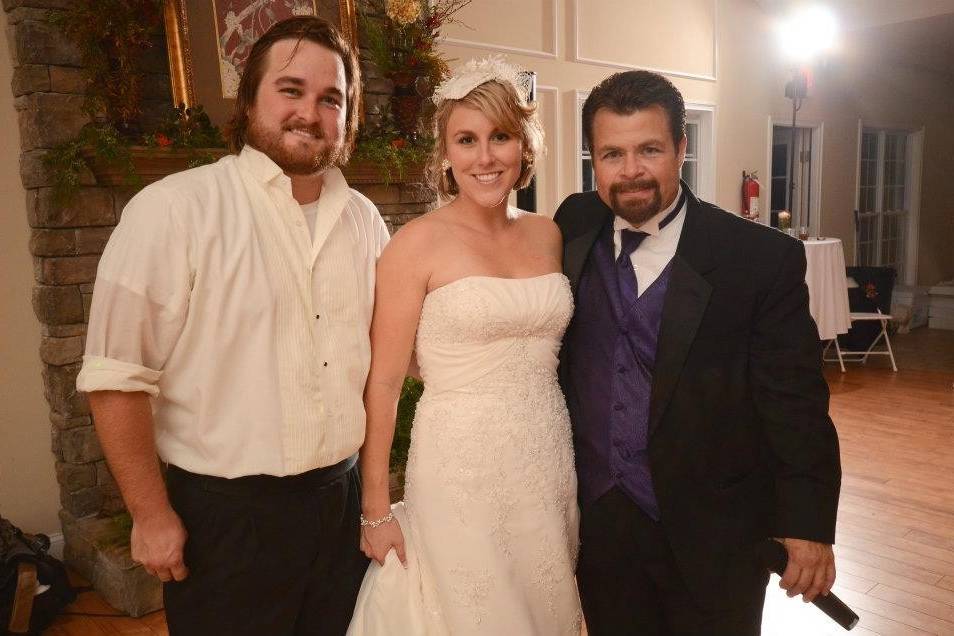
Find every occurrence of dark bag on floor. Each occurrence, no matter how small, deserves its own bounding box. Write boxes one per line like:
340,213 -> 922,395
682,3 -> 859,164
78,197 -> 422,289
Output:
1,519 -> 76,635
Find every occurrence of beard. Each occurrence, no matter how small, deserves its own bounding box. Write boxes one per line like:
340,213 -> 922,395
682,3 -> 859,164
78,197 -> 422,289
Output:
608,177 -> 664,227
246,113 -> 341,176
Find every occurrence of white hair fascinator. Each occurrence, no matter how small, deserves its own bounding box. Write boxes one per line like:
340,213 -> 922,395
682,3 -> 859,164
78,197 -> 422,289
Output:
432,55 -> 533,106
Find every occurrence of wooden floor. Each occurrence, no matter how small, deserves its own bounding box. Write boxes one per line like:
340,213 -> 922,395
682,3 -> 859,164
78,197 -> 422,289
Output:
44,329 -> 954,635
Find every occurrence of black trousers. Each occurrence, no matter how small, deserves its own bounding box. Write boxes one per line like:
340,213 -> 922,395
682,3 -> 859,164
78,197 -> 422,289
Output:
576,487 -> 768,636
163,458 -> 369,636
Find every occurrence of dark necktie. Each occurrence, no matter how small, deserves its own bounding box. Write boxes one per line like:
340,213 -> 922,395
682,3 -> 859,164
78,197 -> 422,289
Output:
615,191 -> 687,302
616,229 -> 648,306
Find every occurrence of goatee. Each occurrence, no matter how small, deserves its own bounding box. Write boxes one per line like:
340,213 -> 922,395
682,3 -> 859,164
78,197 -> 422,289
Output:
246,116 -> 340,176
609,177 -> 662,227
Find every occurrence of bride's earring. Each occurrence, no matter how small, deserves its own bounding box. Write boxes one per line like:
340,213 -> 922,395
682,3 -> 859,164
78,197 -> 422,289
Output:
441,159 -> 451,171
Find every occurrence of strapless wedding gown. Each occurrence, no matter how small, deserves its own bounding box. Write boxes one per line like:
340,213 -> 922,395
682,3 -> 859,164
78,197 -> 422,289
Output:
348,273 -> 581,635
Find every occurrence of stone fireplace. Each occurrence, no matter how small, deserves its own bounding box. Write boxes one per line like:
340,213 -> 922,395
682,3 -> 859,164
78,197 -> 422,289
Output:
4,0 -> 433,615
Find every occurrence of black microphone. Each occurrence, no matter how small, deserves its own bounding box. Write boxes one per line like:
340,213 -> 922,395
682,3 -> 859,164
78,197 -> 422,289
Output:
756,539 -> 859,631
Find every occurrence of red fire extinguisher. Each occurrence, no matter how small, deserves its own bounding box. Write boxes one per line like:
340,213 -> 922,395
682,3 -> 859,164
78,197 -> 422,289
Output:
741,171 -> 761,220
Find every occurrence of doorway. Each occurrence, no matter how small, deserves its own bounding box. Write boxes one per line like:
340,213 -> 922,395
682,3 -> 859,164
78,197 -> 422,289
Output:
770,124 -> 818,232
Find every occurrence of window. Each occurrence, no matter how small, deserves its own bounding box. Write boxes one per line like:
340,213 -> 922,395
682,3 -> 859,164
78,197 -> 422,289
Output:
680,118 -> 700,192
857,129 -> 909,278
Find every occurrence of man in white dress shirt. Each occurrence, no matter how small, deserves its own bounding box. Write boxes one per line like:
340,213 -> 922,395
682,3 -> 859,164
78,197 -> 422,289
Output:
76,17 -> 388,635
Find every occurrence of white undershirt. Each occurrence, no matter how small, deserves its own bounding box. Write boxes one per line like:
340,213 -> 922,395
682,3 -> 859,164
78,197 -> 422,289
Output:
301,200 -> 319,241
612,186 -> 687,297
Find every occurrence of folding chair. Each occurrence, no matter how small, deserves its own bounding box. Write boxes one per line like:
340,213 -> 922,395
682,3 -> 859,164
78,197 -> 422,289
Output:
823,266 -> 898,372
824,308 -> 897,372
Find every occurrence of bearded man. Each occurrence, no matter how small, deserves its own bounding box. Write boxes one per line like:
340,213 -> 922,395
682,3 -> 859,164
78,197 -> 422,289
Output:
76,16 -> 388,636
555,70 -> 841,635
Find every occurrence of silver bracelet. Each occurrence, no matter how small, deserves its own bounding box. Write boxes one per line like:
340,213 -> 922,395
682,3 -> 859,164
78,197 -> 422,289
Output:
360,511 -> 394,528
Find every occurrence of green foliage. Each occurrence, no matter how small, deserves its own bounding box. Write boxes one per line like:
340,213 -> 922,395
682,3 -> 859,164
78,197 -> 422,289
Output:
44,124 -> 138,204
44,106 -> 227,204
144,105 -> 226,151
51,0 -> 164,129
352,124 -> 433,184
391,377 -> 424,475
45,5 -> 225,203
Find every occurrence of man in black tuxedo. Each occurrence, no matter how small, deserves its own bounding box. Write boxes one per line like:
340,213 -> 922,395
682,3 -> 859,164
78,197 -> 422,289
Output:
555,70 -> 841,635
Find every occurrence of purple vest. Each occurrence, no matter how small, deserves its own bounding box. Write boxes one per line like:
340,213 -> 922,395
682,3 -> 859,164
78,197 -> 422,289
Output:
565,222 -> 672,519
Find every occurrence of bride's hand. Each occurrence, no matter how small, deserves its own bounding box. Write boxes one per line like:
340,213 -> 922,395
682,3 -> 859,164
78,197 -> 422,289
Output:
360,516 -> 407,568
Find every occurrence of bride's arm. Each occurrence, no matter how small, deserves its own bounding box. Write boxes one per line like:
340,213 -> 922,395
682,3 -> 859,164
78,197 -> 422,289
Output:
360,221 -> 431,566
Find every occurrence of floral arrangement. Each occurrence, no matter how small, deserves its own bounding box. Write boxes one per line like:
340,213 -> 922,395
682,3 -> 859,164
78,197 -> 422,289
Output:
46,106 -> 226,203
354,0 -> 470,179
142,105 -> 225,152
361,0 -> 470,91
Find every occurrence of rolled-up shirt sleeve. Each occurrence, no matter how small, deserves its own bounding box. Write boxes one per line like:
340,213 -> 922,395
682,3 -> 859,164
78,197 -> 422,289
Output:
77,185 -> 193,397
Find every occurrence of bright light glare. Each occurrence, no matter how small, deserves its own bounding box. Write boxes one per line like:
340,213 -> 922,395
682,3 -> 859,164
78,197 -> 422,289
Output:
776,5 -> 838,62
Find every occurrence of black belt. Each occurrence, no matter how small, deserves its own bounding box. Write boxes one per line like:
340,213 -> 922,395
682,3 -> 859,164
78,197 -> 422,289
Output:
166,454 -> 357,496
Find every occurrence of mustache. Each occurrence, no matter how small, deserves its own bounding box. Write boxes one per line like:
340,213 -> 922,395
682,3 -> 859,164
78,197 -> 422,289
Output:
283,122 -> 325,139
610,178 -> 659,195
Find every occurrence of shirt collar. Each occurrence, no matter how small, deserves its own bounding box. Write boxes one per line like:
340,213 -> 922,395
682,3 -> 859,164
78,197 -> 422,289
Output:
613,185 -> 685,237
237,144 -> 286,185
237,145 -> 350,217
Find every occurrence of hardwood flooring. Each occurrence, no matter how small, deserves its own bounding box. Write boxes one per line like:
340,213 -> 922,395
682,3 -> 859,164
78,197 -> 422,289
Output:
763,328 -> 954,635
42,329 -> 954,635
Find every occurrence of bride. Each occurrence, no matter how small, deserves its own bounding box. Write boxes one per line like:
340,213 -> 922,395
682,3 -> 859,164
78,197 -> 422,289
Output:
348,57 -> 582,635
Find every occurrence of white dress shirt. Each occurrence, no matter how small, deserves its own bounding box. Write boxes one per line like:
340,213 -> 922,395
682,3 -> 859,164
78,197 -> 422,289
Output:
77,146 -> 390,478
613,186 -> 687,296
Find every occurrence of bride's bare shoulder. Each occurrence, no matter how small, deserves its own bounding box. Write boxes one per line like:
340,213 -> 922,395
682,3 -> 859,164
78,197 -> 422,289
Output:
379,208 -> 451,263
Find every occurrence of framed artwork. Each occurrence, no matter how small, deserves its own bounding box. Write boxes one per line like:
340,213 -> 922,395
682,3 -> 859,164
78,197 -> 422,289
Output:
164,0 -> 359,128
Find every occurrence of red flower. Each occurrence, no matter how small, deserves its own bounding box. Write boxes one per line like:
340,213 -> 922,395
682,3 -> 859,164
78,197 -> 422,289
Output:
155,132 -> 172,147
391,138 -> 407,150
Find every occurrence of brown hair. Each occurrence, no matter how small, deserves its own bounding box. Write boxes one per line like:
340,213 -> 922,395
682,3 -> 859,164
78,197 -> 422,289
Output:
425,80 -> 544,199
225,16 -> 361,163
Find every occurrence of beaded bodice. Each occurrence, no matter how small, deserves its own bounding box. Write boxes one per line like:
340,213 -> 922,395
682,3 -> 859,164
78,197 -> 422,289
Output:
414,273 -> 573,397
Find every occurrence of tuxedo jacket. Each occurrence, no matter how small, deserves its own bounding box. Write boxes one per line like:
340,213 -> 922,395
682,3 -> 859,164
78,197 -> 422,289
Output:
555,186 -> 841,606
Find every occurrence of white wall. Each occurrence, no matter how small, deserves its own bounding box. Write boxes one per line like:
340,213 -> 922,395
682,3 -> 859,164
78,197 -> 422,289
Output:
0,11 -> 61,534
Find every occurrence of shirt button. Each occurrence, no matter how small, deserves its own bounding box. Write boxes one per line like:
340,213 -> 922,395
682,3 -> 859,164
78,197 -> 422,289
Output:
315,314 -> 320,320
323,361 -> 328,367
617,365 -> 626,374
613,403 -> 624,411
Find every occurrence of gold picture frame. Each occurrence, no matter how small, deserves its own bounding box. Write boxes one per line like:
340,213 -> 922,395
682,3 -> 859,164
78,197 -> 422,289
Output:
164,0 -> 359,128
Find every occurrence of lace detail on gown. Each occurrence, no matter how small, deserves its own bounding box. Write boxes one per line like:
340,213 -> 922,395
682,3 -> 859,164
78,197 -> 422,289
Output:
348,273 -> 581,635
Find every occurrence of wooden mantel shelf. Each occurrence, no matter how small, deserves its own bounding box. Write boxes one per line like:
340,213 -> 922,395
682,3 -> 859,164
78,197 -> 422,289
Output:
81,146 -> 426,188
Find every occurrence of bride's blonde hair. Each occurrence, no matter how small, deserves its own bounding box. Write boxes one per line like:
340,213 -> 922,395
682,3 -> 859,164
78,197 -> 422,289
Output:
425,80 -> 545,199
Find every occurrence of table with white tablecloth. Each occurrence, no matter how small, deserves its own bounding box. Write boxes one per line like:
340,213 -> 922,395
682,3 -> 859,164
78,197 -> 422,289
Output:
802,238 -> 851,341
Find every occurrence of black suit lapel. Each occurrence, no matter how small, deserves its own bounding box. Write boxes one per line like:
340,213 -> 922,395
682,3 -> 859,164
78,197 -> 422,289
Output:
561,196 -> 611,297
649,194 -> 716,438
